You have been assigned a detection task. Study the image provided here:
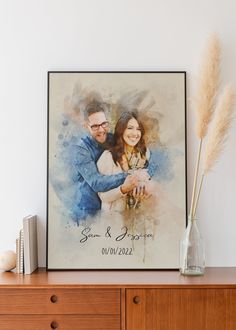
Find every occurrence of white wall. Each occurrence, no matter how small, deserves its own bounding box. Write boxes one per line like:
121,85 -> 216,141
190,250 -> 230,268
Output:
1,0 -> 236,267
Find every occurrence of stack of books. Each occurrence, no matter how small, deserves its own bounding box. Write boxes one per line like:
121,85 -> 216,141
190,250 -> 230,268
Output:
16,215 -> 38,275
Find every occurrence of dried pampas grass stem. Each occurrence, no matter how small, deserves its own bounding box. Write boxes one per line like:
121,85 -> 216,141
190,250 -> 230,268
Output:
193,85 -> 236,216
189,35 -> 221,218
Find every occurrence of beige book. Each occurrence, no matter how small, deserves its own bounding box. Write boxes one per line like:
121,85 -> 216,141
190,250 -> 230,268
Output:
15,238 -> 20,273
23,215 -> 38,274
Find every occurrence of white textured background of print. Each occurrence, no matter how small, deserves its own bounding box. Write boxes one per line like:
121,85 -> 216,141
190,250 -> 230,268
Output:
48,73 -> 185,269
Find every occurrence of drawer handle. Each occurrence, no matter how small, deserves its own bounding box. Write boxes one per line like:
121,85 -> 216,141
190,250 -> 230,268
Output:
50,321 -> 59,329
133,295 -> 141,304
50,295 -> 58,303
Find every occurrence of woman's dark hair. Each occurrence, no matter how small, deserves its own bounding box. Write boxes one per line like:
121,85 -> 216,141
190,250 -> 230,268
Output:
110,111 -> 146,166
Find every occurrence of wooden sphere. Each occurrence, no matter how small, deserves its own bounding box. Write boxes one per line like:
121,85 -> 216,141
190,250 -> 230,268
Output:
0,250 -> 17,271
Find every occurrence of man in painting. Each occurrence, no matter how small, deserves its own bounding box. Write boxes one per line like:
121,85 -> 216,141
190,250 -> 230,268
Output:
73,102 -> 147,223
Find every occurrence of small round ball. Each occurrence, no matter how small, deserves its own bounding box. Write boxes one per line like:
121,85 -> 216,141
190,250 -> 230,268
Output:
0,250 -> 17,271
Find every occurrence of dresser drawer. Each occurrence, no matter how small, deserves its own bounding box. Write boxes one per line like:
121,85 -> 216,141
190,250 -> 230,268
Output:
0,315 -> 120,330
126,288 -> 236,330
0,288 -> 120,314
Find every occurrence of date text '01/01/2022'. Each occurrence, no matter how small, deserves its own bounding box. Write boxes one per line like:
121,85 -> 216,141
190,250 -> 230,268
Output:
101,247 -> 134,256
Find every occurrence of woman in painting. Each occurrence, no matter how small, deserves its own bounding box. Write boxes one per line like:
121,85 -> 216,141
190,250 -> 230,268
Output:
97,110 -> 156,212
97,110 -> 185,266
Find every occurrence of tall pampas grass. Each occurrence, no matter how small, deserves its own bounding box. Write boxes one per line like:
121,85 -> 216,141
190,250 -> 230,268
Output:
189,35 -> 221,218
181,35 -> 235,275
189,35 -> 236,219
192,85 -> 236,216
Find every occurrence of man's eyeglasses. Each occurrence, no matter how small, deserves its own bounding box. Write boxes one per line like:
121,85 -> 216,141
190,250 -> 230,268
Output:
89,121 -> 109,131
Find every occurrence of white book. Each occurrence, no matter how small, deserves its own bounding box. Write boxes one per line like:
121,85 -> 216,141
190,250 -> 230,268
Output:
23,215 -> 38,274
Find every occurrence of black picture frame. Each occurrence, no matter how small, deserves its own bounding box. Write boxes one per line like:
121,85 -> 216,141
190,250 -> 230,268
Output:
47,71 -> 187,270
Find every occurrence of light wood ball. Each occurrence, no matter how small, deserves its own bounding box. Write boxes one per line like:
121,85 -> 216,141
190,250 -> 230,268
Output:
0,250 -> 17,271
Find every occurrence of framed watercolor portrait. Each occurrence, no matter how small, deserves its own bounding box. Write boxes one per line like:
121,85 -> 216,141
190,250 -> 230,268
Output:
47,71 -> 187,270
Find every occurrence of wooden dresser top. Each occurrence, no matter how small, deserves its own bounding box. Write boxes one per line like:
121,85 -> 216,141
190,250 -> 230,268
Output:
0,267 -> 236,289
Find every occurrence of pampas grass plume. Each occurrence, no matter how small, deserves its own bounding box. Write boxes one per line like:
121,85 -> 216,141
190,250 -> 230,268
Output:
189,34 -> 221,218
195,35 -> 221,139
204,85 -> 236,174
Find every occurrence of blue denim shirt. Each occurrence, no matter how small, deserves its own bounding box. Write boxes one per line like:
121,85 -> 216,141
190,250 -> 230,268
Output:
73,134 -> 127,221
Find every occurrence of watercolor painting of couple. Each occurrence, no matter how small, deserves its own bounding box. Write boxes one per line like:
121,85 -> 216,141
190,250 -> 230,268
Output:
47,71 -> 187,269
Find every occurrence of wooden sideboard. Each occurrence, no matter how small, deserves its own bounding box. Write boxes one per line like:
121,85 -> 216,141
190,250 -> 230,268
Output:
0,267 -> 236,330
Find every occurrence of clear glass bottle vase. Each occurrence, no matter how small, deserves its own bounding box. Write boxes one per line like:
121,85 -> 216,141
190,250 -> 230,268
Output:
179,216 -> 205,275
